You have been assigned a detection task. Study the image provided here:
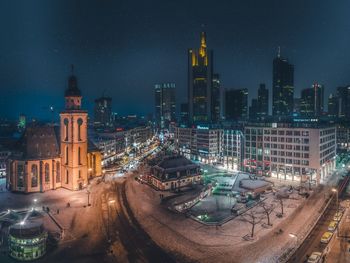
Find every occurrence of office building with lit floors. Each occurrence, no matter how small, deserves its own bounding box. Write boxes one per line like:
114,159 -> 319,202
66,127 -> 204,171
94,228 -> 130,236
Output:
244,122 -> 336,184
174,126 -> 243,170
6,67 -> 101,193
174,126 -> 221,164
220,129 -> 244,171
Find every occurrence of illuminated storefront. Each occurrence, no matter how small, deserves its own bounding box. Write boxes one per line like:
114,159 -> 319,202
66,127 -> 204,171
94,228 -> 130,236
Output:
8,221 -> 48,261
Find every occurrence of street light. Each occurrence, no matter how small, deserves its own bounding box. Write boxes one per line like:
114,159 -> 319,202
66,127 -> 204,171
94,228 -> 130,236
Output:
332,188 -> 339,212
86,190 -> 91,206
289,233 -> 298,248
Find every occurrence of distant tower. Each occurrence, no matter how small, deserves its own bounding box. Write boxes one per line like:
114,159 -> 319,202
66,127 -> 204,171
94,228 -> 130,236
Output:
60,65 -> 88,190
188,32 -> 217,124
272,48 -> 294,117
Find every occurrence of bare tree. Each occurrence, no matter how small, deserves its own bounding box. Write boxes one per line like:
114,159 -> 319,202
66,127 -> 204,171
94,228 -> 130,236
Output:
240,210 -> 265,238
277,197 -> 284,216
259,202 -> 275,226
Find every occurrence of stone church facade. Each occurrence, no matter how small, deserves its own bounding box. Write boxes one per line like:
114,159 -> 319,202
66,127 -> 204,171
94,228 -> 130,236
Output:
7,68 -> 102,193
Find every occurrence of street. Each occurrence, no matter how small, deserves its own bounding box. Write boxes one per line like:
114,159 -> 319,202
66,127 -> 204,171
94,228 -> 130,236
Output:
0,175 -> 176,263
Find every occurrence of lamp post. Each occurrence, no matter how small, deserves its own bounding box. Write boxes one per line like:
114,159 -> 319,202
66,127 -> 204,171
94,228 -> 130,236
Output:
332,188 -> 339,237
31,198 -> 38,212
332,188 -> 339,212
107,199 -> 115,242
86,190 -> 91,206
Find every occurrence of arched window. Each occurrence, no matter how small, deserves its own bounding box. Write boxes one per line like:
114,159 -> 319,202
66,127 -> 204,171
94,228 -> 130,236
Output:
66,170 -> 69,184
65,146 -> 69,165
64,118 -> 69,141
56,162 -> 61,183
44,163 -> 50,182
31,164 -> 38,187
77,118 -> 83,141
78,147 -> 81,165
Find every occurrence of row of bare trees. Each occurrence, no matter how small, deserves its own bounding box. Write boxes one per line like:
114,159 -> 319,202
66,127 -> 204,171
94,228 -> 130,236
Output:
240,197 -> 285,238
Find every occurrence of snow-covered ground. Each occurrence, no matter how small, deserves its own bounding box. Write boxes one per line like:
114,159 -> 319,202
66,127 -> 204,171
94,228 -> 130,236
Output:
126,173 -> 331,263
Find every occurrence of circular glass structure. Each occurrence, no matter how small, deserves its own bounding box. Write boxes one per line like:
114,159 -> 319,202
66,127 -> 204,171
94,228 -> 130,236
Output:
8,221 -> 48,261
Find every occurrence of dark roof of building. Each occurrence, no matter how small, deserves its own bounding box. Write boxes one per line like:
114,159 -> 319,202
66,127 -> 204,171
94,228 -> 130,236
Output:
9,221 -> 46,239
15,124 -> 60,160
88,139 -> 99,152
153,155 -> 199,174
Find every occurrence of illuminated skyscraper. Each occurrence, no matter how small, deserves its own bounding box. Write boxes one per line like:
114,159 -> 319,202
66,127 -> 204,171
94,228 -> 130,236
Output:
94,97 -> 112,127
272,48 -> 294,117
188,32 -> 218,124
154,83 -> 176,129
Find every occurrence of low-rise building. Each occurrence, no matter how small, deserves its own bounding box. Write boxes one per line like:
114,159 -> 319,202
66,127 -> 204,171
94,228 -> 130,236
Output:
0,145 -> 11,177
149,155 -> 201,191
244,122 -> 336,184
8,221 -> 48,261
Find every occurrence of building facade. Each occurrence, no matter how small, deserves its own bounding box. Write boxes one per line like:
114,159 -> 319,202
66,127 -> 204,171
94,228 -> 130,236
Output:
244,123 -> 336,184
94,97 -> 112,127
272,49 -> 294,117
149,155 -> 201,191
174,126 -> 243,170
225,88 -> 248,121
188,32 -> 219,124
7,67 -> 101,193
154,83 -> 176,129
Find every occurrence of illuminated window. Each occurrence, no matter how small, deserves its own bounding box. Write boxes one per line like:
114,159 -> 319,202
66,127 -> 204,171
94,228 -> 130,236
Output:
56,162 -> 60,183
31,165 -> 38,187
77,118 -> 83,141
44,163 -> 50,182
64,118 -> 69,141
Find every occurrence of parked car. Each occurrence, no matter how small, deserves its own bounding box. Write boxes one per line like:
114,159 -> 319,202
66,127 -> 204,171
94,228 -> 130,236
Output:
307,252 -> 322,263
328,221 -> 337,232
333,212 -> 343,222
320,232 -> 333,244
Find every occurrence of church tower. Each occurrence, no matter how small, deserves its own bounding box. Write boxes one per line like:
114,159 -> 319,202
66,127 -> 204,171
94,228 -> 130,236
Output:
60,65 -> 88,190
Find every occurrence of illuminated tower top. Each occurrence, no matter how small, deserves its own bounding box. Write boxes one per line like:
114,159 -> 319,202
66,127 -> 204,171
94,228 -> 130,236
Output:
64,65 -> 82,110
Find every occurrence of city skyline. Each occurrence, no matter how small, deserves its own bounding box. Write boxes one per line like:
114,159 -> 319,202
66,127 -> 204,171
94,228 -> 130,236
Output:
1,1 -> 350,120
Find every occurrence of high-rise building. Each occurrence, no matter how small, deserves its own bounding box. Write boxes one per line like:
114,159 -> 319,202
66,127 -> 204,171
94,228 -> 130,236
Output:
154,83 -> 176,129
188,32 -> 218,124
337,86 -> 350,119
328,93 -> 339,118
94,97 -> 112,127
312,83 -> 324,116
212,73 -> 221,123
257,83 -> 269,119
180,103 -> 189,127
225,89 -> 248,121
272,48 -> 294,117
300,88 -> 314,117
249,99 -> 258,120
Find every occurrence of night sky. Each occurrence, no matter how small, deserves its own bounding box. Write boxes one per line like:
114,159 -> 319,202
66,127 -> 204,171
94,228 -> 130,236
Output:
1,0 -> 350,120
